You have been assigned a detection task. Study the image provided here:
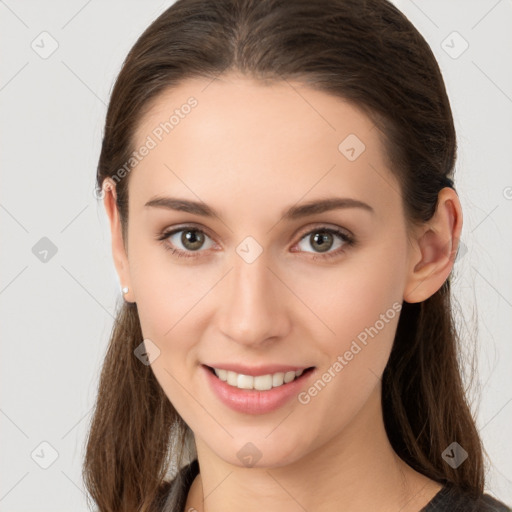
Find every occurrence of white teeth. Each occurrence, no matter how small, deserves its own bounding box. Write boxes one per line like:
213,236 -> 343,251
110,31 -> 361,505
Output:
216,369 -> 228,381
284,371 -> 296,383
237,374 -> 254,389
212,367 -> 307,390
272,372 -> 284,387
227,371 -> 238,386
254,374 -> 273,391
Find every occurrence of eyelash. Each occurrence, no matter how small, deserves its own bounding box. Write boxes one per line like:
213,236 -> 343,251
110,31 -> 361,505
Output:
156,225 -> 355,261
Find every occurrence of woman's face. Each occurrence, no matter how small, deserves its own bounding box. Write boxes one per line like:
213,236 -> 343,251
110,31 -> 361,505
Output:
117,74 -> 418,467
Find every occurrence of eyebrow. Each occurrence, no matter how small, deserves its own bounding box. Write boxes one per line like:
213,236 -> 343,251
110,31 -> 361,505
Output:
144,196 -> 374,221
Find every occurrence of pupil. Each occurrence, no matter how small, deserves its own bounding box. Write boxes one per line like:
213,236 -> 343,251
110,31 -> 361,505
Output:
183,230 -> 204,250
312,232 -> 332,253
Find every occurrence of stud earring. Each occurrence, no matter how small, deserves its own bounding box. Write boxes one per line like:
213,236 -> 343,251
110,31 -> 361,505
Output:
122,286 -> 129,294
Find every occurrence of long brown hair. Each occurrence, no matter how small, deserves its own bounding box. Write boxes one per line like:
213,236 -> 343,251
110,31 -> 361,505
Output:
84,0 -> 486,510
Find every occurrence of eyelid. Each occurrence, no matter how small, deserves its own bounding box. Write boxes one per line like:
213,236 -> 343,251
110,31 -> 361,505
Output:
157,223 -> 219,251
157,222 -> 355,258
160,221 -> 354,239
294,222 -> 354,241
159,223 -> 217,242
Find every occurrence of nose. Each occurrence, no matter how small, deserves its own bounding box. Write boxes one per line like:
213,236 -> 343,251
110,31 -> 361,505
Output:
216,254 -> 291,348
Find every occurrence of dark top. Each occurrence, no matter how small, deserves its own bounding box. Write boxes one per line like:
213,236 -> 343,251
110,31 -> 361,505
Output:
159,459 -> 511,512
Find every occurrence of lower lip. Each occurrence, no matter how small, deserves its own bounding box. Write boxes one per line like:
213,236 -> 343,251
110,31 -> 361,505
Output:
202,365 -> 316,415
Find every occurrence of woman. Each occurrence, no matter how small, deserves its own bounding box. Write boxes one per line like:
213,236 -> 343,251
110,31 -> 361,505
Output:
83,0 -> 511,511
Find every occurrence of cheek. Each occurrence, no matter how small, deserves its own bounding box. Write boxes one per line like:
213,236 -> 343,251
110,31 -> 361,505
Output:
288,271 -> 404,445
128,243 -> 204,413
286,236 -> 407,425
127,225 -> 202,337
126,233 -> 221,413
291,235 -> 407,348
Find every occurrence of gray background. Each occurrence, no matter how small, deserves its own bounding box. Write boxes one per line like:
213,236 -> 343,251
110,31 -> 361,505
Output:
1,0 -> 511,510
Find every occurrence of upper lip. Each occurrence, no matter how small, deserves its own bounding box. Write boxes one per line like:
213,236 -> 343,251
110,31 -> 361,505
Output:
204,363 -> 313,376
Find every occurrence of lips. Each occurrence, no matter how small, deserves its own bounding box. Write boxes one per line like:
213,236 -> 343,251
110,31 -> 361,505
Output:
203,364 -> 317,414
207,365 -> 313,391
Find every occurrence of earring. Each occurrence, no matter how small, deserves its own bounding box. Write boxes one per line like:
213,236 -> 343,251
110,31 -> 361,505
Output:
122,286 -> 129,294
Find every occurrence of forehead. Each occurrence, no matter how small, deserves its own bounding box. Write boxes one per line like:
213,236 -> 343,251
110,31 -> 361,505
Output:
134,74 -> 379,154
129,74 -> 400,218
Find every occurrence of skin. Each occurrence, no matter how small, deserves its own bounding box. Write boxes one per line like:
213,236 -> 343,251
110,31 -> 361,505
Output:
103,73 -> 462,512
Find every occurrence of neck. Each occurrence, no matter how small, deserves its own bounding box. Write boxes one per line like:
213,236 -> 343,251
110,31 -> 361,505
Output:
185,385 -> 442,512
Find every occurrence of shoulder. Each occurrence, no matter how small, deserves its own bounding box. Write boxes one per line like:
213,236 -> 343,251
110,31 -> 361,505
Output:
423,485 -> 511,512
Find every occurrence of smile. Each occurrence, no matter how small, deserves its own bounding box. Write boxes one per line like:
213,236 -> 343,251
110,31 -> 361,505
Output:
210,367 -> 312,391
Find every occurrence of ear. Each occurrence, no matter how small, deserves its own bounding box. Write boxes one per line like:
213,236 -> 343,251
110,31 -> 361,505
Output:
403,187 -> 463,303
102,178 -> 134,303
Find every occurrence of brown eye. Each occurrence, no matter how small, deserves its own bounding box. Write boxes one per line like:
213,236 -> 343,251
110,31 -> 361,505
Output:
180,229 -> 206,251
158,227 -> 215,258
309,231 -> 335,253
294,226 -> 354,260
